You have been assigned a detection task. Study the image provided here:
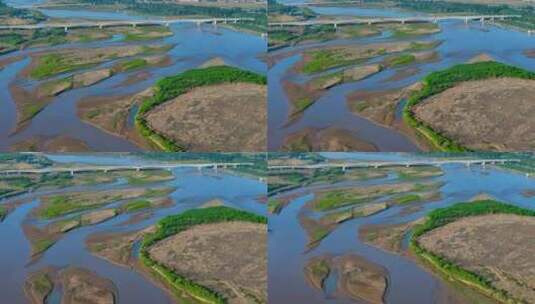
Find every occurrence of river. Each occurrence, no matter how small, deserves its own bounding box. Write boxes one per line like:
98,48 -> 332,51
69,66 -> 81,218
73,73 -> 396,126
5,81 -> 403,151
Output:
268,153 -> 535,303
267,3 -> 535,151
0,153 -> 267,304
0,2 -> 266,151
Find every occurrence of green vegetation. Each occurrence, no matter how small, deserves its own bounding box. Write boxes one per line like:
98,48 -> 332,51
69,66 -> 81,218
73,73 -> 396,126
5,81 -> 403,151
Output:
0,205 -> 7,221
386,53 -> 416,67
30,53 -> 92,80
122,199 -> 151,212
136,66 -> 266,151
0,0 -> 46,23
411,200 -> 535,304
268,198 -> 285,214
314,189 -> 369,211
117,58 -> 148,71
0,173 -> 77,199
409,41 -> 442,51
403,61 -> 535,152
395,193 -> 421,204
302,49 -> 368,74
292,98 -> 315,116
30,272 -> 54,297
140,206 -> 266,304
37,194 -> 103,219
33,238 -> 56,255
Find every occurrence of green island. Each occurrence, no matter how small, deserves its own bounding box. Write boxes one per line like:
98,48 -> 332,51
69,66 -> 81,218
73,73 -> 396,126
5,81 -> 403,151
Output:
140,206 -> 267,304
403,61 -> 535,152
410,200 -> 535,304
136,65 -> 266,151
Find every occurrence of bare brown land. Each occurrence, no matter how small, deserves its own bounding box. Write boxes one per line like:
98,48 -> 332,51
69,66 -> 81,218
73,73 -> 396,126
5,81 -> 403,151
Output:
334,255 -> 388,304
360,219 -> 424,254
145,82 -> 267,152
10,135 -> 90,152
148,222 -> 267,304
59,267 -> 117,304
282,127 -> 378,152
87,226 -> 155,267
77,88 -> 155,150
419,214 -> 535,303
413,78 -> 535,151
300,202 -> 388,249
304,254 -> 388,304
385,66 -> 421,82
24,267 -> 56,304
525,49 -> 535,58
304,255 -> 331,290
347,82 -> 423,128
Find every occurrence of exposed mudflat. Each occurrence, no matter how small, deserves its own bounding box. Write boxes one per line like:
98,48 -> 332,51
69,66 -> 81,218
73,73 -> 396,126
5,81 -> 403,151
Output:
282,127 -> 378,152
413,78 -> 535,151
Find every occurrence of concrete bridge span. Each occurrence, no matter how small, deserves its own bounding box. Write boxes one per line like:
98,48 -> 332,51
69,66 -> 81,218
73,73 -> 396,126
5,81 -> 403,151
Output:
0,162 -> 254,176
269,15 -> 521,28
269,159 -> 522,171
0,17 -> 255,31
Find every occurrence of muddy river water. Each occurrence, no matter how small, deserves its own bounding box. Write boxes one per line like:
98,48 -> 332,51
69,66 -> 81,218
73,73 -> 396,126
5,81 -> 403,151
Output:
268,153 -> 535,304
267,3 -> 535,151
0,2 -> 266,151
0,154 -> 266,304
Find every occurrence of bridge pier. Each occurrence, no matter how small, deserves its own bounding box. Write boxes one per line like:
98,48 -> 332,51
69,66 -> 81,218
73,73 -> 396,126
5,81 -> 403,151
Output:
165,22 -> 169,27
465,17 -> 469,24
64,26 -> 69,33
132,23 -> 136,28
401,19 -> 405,25
70,170 -> 74,176
333,23 -> 337,30
99,24 -> 103,29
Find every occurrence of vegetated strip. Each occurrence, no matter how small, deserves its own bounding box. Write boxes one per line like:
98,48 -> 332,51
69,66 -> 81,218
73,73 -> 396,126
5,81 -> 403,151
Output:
140,206 -> 267,303
403,61 -> 535,152
135,65 -> 267,151
410,200 -> 535,304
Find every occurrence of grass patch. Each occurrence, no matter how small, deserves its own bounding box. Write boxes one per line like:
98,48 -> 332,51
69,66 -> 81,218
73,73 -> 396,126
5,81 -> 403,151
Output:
140,206 -> 266,304
136,65 -> 266,151
30,53 -> 90,79
403,61 -> 535,152
411,200 -> 535,304
122,199 -> 151,212
386,53 -> 416,67
116,58 -> 148,72
395,193 -> 421,204
313,189 -> 368,211
268,198 -> 284,214
0,205 -> 7,221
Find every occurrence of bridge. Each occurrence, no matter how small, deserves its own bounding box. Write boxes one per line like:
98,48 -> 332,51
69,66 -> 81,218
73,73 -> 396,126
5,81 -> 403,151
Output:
287,1 -> 362,6
269,159 -> 522,171
0,162 -> 254,176
269,15 -> 521,28
0,17 -> 255,32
